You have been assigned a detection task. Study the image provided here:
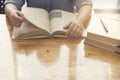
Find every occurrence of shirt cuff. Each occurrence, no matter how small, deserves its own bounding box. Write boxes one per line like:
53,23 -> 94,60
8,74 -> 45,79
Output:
75,0 -> 93,11
4,1 -> 24,10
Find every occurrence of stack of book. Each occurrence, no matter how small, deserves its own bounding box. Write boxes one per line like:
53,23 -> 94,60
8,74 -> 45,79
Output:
85,10 -> 120,53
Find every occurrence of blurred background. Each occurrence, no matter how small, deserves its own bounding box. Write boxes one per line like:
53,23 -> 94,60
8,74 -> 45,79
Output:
92,0 -> 120,9
0,0 -> 5,14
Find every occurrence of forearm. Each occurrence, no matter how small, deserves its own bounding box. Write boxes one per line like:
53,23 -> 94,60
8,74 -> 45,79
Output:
76,5 -> 92,28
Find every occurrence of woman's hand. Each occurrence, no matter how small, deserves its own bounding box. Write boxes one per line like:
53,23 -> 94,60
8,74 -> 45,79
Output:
64,20 -> 84,39
5,4 -> 25,27
8,9 -> 25,27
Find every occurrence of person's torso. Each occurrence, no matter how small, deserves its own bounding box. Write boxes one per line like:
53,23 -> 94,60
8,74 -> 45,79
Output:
26,0 -> 74,12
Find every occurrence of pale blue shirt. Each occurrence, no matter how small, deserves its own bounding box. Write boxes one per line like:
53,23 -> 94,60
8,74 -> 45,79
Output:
5,0 -> 92,12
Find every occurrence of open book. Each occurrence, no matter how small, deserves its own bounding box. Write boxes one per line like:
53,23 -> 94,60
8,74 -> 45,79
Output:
12,7 -> 87,39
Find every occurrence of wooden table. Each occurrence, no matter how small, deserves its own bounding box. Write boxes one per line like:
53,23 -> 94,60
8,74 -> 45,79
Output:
0,15 -> 120,80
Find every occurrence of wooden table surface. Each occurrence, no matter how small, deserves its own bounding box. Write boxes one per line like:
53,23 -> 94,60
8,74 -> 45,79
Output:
0,15 -> 120,80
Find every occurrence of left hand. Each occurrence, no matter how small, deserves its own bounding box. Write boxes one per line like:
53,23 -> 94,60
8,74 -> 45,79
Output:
64,20 -> 85,39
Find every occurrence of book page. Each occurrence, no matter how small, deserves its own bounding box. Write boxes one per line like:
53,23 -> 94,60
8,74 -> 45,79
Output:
49,10 -> 76,36
22,7 -> 50,33
12,22 -> 50,39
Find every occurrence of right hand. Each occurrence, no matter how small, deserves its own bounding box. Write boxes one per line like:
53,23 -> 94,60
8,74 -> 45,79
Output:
8,9 -> 25,27
64,20 -> 85,39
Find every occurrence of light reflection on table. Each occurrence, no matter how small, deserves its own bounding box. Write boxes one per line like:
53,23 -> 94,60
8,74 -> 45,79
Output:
0,15 -> 120,80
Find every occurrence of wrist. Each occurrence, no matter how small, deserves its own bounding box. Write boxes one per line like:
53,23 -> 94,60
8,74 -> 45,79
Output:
4,4 -> 18,17
74,18 -> 85,28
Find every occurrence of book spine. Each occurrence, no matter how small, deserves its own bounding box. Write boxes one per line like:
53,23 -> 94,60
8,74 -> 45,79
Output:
85,38 -> 120,53
87,32 -> 120,45
114,51 -> 120,54
86,37 -> 119,48
116,45 -> 120,48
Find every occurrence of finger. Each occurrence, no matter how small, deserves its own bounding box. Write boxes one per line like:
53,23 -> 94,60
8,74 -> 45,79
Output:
72,27 -> 81,39
15,22 -> 22,27
16,11 -> 25,22
78,24 -> 84,36
67,22 -> 75,37
64,23 -> 70,29
17,11 -> 27,21
12,15 -> 23,27
16,11 -> 24,17
69,22 -> 80,38
14,15 -> 24,22
68,24 -> 78,38
66,22 -> 72,37
79,28 -> 84,37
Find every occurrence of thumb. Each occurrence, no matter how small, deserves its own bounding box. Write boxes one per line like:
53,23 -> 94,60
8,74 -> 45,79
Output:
16,11 -> 26,21
64,23 -> 70,29
16,11 -> 24,17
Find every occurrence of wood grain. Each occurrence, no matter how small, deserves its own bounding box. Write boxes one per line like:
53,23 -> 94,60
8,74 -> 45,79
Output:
0,15 -> 120,80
